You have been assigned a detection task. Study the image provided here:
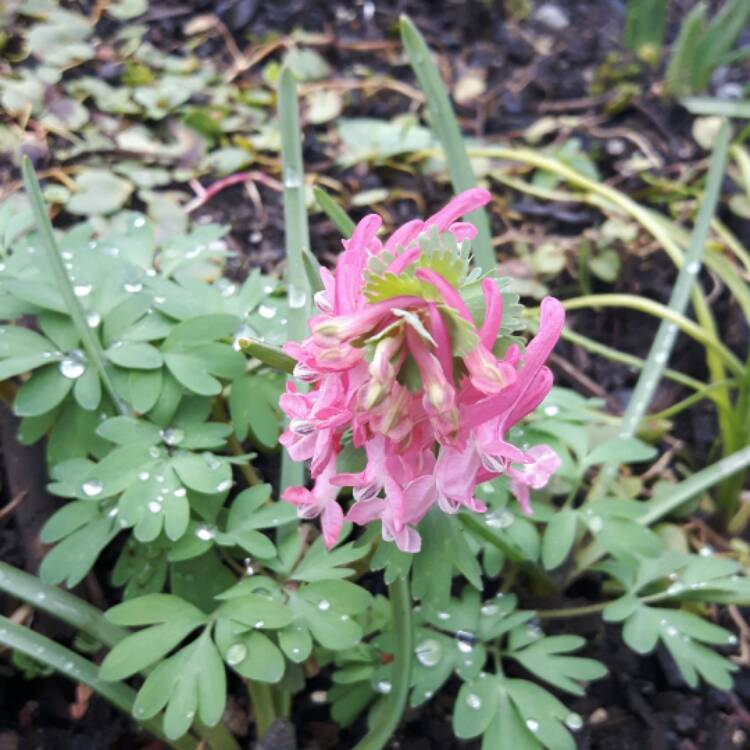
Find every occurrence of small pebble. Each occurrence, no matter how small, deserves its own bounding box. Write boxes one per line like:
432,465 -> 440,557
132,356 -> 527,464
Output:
589,708 -> 609,725
534,3 -> 569,30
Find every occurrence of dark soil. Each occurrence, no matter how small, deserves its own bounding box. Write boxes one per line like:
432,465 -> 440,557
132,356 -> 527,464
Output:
2,0 -> 750,748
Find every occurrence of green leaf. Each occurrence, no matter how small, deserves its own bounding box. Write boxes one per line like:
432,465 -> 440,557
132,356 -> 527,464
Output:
105,342 -> 163,369
39,501 -> 99,544
541,509 -> 578,570
39,516 -> 117,587
97,416 -> 161,445
583,437 -> 657,468
510,635 -> 607,696
164,352 -> 221,396
106,593 -> 206,626
214,623 -> 285,683
14,365 -> 73,417
290,538 -> 367,582
67,169 -> 133,215
453,675 -> 499,739
100,616 -> 206,680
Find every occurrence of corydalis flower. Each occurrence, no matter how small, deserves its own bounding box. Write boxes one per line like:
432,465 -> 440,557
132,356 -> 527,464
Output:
280,189 -> 564,552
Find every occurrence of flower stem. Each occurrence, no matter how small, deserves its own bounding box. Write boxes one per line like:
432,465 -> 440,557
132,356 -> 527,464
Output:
247,681 -> 278,738
0,616 -> 196,750
352,573 -> 413,750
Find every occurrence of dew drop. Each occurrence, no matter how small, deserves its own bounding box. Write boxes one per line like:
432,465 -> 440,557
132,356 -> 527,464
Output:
666,626 -> 678,637
174,487 -> 186,498
686,261 -> 700,275
134,216 -> 146,228
728,634 -> 738,646
148,501 -> 161,513
526,719 -> 540,734
415,638 -> 442,667
543,404 -> 559,417
376,680 -> 392,695
124,281 -> 143,294
86,311 -> 101,328
565,712 -> 583,731
480,603 -> 500,617
81,479 -> 103,497
258,304 -> 277,319
160,427 -> 185,446
699,545 -> 714,557
217,479 -> 233,492
288,285 -> 307,309
148,446 -> 161,459
589,516 -> 604,533
204,454 -> 222,470
243,558 -> 254,576
466,693 -> 482,710
254,620 -> 265,629
154,295 -> 166,304
667,582 -> 684,595
318,599 -> 331,611
216,278 -> 236,297
73,282 -> 92,297
196,526 -> 214,541
485,509 -> 514,529
283,168 -> 302,188
59,350 -> 86,379
137,471 -> 150,482
455,631 -> 476,653
225,643 -> 247,666
437,611 -> 451,621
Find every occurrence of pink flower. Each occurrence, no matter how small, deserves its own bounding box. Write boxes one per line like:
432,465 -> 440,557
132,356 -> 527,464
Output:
279,189 -> 564,552
507,445 -> 562,515
282,457 -> 343,549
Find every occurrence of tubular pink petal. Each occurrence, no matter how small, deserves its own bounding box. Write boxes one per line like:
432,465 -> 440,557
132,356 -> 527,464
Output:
479,278 -> 503,348
447,221 -> 478,243
426,304 -> 454,379
425,188 -> 491,231
384,219 -> 425,252
321,501 -> 344,549
387,245 -> 421,276
415,268 -> 473,322
336,214 -> 382,313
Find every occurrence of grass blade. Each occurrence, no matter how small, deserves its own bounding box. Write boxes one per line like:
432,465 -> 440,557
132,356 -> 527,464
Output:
313,186 -> 356,237
0,561 -> 126,646
591,120 -> 731,498
400,15 -> 494,271
572,445 -> 750,577
278,67 -> 313,498
20,157 -> 128,415
681,97 -> 750,119
0,616 -> 197,750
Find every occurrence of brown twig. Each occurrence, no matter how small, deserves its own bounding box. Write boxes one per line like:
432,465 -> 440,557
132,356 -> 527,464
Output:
0,490 -> 27,522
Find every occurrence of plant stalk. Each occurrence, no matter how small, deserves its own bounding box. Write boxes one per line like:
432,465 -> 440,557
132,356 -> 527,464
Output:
352,573 -> 413,750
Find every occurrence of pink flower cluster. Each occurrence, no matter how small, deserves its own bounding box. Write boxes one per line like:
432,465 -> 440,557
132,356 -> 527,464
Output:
280,189 -> 564,553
